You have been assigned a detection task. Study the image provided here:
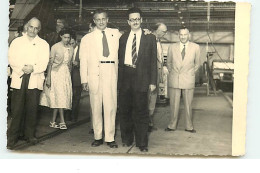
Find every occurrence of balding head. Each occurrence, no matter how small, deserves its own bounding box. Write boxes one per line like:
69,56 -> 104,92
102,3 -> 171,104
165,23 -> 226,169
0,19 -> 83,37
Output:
153,23 -> 167,39
26,17 -> 41,38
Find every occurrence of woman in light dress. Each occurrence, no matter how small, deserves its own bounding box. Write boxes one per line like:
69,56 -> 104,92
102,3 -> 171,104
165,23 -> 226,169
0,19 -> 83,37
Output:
40,29 -> 73,130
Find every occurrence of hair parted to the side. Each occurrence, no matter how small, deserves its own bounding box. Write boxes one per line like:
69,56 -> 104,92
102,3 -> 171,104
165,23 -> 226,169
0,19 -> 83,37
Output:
179,26 -> 190,33
127,7 -> 142,18
93,8 -> 108,19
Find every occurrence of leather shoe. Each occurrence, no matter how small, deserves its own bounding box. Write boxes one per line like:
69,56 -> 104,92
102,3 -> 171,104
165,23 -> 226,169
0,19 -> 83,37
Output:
107,141 -> 118,148
139,146 -> 148,152
91,139 -> 103,147
185,129 -> 196,133
27,137 -> 38,145
165,127 -> 176,132
122,143 -> 132,147
148,126 -> 158,132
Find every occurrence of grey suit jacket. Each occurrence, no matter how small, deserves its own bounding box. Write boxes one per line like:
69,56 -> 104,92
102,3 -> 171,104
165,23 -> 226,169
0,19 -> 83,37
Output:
167,42 -> 200,89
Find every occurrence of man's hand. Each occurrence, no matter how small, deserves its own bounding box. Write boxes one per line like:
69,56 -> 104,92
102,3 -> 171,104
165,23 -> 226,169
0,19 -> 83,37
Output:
22,64 -> 34,74
149,84 -> 156,92
143,29 -> 152,35
82,83 -> 89,91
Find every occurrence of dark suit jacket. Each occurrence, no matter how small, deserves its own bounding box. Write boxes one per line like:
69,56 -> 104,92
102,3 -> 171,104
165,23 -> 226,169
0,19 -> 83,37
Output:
71,46 -> 81,87
118,30 -> 157,92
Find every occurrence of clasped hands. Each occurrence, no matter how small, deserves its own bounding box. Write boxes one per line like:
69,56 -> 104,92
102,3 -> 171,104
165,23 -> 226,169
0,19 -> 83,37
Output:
22,64 -> 34,74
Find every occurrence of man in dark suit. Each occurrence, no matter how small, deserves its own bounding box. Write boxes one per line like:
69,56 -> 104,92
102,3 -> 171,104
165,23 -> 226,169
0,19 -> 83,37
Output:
69,35 -> 81,122
118,7 -> 157,152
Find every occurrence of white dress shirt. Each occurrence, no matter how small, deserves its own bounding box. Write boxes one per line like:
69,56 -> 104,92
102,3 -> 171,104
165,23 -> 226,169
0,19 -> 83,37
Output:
8,35 -> 50,89
73,45 -> 78,61
124,28 -> 142,65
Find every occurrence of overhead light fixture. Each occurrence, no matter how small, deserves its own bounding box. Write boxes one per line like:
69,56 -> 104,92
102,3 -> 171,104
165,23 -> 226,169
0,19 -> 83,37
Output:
181,21 -> 185,24
178,11 -> 181,14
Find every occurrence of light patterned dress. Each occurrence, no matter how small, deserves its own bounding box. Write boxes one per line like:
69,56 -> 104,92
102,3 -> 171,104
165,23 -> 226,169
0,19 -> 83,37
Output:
40,45 -> 72,109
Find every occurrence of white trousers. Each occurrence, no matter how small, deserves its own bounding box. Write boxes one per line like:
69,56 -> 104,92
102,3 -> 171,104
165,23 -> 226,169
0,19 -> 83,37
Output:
89,63 -> 117,142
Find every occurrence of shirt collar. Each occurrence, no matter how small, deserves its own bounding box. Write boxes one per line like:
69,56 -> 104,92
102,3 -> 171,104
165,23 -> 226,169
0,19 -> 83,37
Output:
180,41 -> 189,47
130,28 -> 142,37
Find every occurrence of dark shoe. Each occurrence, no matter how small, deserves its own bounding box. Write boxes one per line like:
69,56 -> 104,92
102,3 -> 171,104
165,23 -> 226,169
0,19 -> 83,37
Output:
165,127 -> 176,132
148,125 -> 158,132
107,141 -> 118,148
122,143 -> 132,147
27,137 -> 38,145
185,129 -> 196,133
89,129 -> 94,134
139,146 -> 148,152
91,139 -> 103,147
7,139 -> 18,149
18,135 -> 26,141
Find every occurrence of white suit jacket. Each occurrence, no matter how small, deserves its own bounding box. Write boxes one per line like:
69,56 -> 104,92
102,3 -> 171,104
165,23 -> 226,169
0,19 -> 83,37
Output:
167,41 -> 200,89
8,35 -> 50,90
80,28 -> 121,94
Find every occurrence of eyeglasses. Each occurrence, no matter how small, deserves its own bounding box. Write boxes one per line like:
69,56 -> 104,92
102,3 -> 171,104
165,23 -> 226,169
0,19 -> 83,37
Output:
128,18 -> 141,23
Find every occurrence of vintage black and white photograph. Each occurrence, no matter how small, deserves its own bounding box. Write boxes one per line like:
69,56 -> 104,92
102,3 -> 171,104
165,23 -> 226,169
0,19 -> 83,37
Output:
5,0 -> 249,156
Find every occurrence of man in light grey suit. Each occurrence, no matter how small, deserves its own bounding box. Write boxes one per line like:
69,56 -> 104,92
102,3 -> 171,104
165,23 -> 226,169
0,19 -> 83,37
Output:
165,27 -> 200,133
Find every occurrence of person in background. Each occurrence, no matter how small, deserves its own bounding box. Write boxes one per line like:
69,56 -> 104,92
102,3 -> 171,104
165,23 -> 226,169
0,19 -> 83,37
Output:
147,22 -> 168,132
45,18 -> 66,47
80,9 -> 121,148
118,7 -> 157,152
40,29 -> 73,130
165,27 -> 200,133
7,17 -> 49,149
69,34 -> 81,122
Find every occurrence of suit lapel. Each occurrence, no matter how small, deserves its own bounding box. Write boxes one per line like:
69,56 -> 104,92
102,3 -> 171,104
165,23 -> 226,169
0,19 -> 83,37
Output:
121,32 -> 130,65
136,30 -> 145,64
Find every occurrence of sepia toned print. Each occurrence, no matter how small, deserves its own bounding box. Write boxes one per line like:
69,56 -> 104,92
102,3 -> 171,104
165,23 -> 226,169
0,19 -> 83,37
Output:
6,0 -> 250,156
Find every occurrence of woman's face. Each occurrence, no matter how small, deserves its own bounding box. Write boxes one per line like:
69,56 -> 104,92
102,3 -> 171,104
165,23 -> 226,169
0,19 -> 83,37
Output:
60,33 -> 70,45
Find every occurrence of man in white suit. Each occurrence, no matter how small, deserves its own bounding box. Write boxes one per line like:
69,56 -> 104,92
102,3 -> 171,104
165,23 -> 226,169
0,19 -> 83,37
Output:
80,9 -> 121,148
8,17 -> 49,148
165,27 -> 200,133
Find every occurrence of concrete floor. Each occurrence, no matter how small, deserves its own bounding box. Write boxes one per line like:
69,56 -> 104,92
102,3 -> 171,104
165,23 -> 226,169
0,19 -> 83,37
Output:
14,86 -> 233,156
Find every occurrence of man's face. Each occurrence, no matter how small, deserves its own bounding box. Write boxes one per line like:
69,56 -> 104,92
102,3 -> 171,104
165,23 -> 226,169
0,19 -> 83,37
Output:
179,29 -> 190,44
56,20 -> 65,33
156,24 -> 167,39
27,20 -> 40,38
93,13 -> 108,31
70,38 -> 77,48
128,13 -> 142,31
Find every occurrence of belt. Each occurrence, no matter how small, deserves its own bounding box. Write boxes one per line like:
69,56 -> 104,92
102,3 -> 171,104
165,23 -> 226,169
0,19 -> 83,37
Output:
124,64 -> 136,68
100,61 -> 115,63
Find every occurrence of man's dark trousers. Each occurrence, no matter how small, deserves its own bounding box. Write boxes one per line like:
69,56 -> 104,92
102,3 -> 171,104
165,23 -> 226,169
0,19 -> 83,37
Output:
8,74 -> 40,145
119,66 -> 149,148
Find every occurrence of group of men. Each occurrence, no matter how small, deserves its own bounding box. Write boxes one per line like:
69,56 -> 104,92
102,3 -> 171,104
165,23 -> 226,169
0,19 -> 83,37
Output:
7,7 -> 200,152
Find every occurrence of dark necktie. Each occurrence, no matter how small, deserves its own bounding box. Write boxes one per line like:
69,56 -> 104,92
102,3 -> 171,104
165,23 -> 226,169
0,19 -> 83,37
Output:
102,31 -> 109,57
181,44 -> 185,60
132,34 -> 138,65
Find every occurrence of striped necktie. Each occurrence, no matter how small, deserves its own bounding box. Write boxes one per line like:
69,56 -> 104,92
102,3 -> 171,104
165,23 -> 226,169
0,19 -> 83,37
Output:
132,34 -> 138,65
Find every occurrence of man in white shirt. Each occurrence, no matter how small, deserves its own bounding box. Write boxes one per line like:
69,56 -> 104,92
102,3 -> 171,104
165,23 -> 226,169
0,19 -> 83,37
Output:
165,27 -> 200,133
8,17 -> 50,149
80,9 -> 121,148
